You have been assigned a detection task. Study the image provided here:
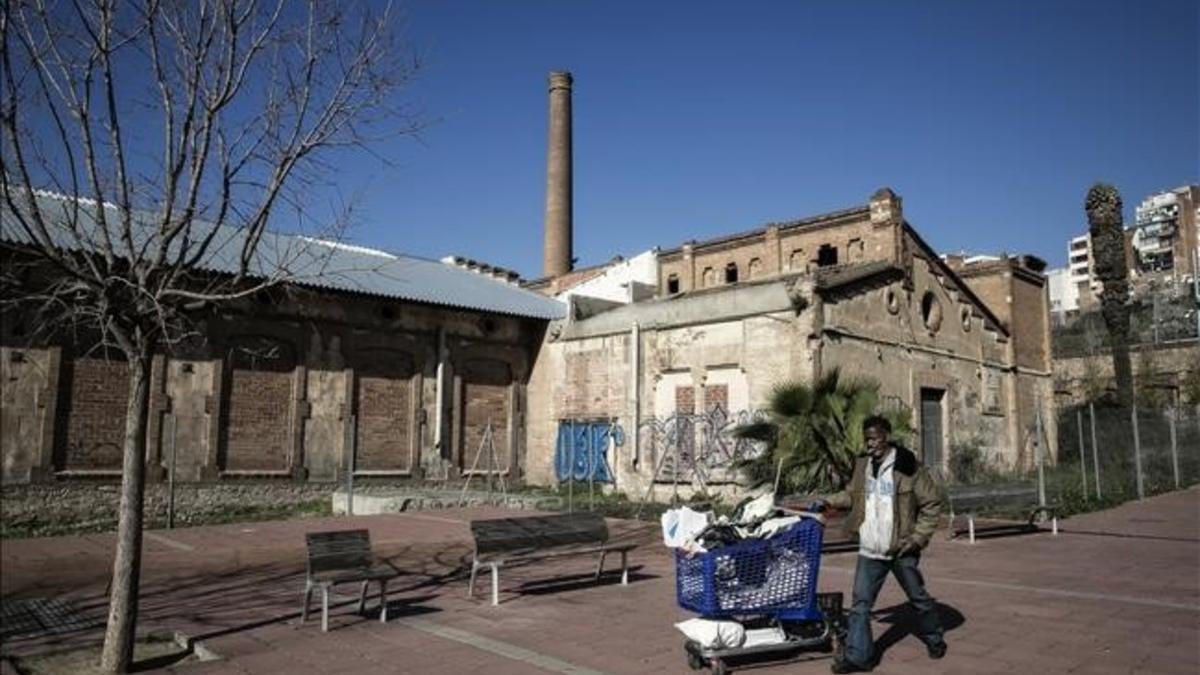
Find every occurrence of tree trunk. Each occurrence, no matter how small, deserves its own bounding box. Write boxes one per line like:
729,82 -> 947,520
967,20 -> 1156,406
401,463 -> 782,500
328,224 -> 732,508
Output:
100,351 -> 152,673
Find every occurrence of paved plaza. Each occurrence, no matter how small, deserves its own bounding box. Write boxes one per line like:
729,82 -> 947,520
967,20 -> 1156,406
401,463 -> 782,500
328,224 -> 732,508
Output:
2,488 -> 1198,674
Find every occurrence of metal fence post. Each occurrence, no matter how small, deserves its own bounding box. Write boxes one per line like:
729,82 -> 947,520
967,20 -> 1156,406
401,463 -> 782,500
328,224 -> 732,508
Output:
568,420 -> 575,514
1131,404 -> 1144,500
345,414 -> 356,516
1076,409 -> 1087,500
1089,402 -> 1101,500
167,414 -> 178,529
1036,406 -> 1046,509
1168,408 -> 1179,490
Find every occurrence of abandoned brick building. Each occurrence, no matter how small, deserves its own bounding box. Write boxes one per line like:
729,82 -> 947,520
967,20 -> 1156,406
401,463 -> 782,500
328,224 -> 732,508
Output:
1,72 -> 1056,498
525,187 -> 1056,499
0,191 -> 565,485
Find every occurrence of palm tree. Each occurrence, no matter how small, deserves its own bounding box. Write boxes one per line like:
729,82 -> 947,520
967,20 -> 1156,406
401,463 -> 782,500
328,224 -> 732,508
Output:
1085,183 -> 1134,407
734,370 -> 912,494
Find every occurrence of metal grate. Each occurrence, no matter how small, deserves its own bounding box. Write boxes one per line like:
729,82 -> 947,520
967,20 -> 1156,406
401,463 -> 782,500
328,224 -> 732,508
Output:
0,598 -> 97,639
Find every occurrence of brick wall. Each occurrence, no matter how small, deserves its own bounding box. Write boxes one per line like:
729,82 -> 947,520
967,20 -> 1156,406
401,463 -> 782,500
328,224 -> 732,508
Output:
354,352 -> 414,471
58,355 -> 128,470
462,359 -> 510,472
223,339 -> 293,471
675,385 -> 695,414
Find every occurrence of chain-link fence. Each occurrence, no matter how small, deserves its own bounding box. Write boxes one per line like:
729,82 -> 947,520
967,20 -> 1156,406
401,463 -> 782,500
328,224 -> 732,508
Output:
1052,403 -> 1200,513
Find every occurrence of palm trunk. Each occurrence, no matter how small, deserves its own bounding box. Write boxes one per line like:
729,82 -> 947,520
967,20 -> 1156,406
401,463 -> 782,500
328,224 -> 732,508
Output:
100,350 -> 152,673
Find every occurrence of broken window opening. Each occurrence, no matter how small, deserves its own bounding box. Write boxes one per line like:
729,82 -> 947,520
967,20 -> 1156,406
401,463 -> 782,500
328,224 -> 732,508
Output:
667,274 -> 680,294
724,263 -> 738,284
817,244 -> 838,267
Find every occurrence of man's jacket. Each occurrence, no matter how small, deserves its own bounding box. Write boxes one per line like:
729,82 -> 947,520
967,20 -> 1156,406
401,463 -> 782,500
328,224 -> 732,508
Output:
823,444 -> 945,554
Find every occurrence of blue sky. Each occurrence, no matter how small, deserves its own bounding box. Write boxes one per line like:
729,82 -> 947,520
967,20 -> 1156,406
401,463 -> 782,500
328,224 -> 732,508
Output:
334,0 -> 1198,276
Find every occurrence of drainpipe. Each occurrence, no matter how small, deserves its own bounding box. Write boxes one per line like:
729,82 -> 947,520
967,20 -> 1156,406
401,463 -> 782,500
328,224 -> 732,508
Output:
631,321 -> 641,470
435,327 -> 447,458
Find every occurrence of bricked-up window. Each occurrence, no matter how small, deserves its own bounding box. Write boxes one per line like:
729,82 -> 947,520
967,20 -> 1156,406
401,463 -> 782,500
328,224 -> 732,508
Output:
222,336 -> 295,471
674,385 -> 696,475
748,258 -> 762,279
57,349 -> 129,470
848,237 -> 864,262
789,249 -> 806,271
702,267 -> 715,288
817,244 -> 838,267
354,350 -> 415,472
667,274 -> 680,295
703,384 -> 728,413
724,262 -> 738,284
462,358 -> 511,473
675,385 -> 695,415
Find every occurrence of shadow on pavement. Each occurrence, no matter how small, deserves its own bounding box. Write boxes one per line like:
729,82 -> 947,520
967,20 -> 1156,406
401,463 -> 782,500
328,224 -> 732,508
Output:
872,600 -> 965,659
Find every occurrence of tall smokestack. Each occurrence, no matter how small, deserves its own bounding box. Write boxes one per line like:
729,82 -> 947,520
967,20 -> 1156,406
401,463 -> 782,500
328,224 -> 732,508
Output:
543,71 -> 573,277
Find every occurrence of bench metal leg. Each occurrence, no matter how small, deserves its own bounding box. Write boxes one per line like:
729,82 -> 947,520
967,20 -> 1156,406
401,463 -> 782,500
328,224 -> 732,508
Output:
1052,516 -> 1058,535
594,551 -> 608,581
321,585 -> 330,633
490,563 -> 500,607
301,581 -> 313,623
468,559 -> 480,598
379,579 -> 389,623
620,550 -> 628,586
358,580 -> 369,615
968,516 -> 976,544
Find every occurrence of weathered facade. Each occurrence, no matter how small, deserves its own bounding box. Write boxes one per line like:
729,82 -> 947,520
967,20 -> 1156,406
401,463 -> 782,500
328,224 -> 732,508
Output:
0,199 -> 564,485
527,188 -> 1057,498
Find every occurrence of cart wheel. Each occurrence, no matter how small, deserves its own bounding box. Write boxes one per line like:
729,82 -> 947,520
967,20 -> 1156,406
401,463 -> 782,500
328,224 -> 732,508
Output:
686,649 -> 704,670
711,659 -> 728,675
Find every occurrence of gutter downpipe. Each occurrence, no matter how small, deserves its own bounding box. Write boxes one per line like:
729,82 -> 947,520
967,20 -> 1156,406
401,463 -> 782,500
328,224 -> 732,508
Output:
631,321 -> 641,471
435,327 -> 447,459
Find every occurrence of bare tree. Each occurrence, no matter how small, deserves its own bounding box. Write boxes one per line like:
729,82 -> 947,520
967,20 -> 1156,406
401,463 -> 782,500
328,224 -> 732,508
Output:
0,1 -> 417,671
1084,183 -> 1134,407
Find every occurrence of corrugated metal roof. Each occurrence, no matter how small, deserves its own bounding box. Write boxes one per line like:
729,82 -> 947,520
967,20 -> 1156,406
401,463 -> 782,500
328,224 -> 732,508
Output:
1,190 -> 566,320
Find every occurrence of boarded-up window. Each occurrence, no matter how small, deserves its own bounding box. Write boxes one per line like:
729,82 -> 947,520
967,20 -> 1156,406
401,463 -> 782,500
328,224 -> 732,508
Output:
354,350 -> 415,472
982,370 -> 1004,415
222,336 -> 295,471
789,249 -> 806,271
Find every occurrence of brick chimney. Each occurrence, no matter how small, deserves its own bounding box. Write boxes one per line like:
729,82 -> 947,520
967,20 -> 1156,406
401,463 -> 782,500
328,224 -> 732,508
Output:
543,71 -> 573,277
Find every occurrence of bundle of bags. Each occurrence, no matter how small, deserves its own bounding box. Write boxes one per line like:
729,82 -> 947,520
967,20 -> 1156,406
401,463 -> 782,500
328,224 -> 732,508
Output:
660,492 -> 803,554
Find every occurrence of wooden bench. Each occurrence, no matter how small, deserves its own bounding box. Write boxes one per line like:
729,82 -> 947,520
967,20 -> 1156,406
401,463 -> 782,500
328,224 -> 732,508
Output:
302,529 -> 398,632
947,483 -> 1059,544
468,512 -> 637,606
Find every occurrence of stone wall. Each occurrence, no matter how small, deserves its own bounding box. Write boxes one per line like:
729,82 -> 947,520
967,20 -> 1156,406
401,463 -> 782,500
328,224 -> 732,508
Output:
526,276 -> 818,498
0,482 -> 343,538
1053,340 -> 1200,405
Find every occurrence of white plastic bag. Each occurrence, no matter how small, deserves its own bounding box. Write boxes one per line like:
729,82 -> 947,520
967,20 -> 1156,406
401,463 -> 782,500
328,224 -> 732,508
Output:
674,618 -> 746,649
661,506 -> 711,548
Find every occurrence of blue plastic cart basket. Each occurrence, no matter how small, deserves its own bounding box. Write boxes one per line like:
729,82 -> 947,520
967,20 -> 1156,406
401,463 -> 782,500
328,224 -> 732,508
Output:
675,517 -> 825,622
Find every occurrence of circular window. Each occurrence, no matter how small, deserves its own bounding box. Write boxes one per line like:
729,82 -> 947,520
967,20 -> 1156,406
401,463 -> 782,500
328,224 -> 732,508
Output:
921,292 -> 943,333
885,288 -> 901,315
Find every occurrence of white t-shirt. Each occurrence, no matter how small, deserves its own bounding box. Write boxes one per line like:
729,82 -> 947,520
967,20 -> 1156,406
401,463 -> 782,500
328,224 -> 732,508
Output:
858,449 -> 896,560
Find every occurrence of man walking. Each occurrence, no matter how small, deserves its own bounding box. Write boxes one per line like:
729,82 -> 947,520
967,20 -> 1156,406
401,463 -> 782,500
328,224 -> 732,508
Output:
821,415 -> 947,673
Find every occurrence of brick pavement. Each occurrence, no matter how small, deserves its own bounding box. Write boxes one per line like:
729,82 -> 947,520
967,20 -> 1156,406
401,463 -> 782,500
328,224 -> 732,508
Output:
1,488 -> 1197,674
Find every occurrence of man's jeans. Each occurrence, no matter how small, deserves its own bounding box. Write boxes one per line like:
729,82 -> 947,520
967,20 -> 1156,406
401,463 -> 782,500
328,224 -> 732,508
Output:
844,553 -> 944,667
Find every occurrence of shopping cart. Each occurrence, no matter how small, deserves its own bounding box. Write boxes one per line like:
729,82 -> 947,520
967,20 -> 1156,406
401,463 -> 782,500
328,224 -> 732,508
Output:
676,512 -> 844,674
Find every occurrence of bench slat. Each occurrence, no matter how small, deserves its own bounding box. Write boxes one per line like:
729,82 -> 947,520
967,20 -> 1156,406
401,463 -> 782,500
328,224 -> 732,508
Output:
471,512 -> 609,557
306,530 -> 374,573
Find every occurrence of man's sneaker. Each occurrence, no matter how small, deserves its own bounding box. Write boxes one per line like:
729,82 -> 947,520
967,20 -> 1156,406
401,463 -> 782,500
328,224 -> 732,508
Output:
830,657 -> 873,673
927,640 -> 948,660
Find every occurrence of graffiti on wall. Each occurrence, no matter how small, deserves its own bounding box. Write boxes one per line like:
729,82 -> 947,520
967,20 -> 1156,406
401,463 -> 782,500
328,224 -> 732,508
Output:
554,420 -> 624,483
639,403 -> 766,485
